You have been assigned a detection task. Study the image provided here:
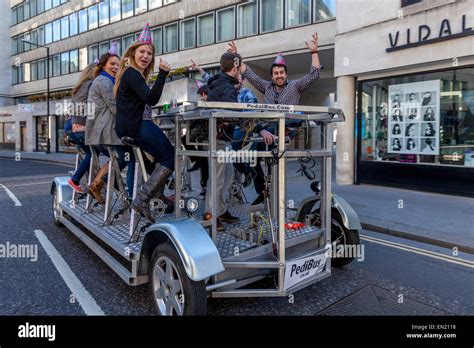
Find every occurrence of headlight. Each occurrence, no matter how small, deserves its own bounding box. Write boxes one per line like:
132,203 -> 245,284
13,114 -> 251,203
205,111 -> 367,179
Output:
185,197 -> 199,213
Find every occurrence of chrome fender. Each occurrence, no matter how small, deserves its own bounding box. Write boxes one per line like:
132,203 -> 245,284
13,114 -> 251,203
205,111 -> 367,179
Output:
332,194 -> 362,231
143,219 -> 225,281
51,176 -> 73,203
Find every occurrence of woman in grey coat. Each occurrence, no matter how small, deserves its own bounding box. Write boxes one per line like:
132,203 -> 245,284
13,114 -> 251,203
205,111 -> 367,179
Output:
85,52 -> 135,203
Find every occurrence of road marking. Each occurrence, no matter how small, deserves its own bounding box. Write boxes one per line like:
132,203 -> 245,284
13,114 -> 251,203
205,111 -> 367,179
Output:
360,233 -> 474,269
0,183 -> 22,206
8,181 -> 52,188
34,229 -> 105,316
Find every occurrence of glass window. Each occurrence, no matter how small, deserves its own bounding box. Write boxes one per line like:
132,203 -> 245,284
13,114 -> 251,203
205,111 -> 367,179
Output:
111,39 -> 121,56
38,26 -> 45,45
31,0 -> 38,17
12,67 -> 18,85
17,34 -> 24,53
99,0 -> 109,26
88,44 -> 99,65
53,0 -> 60,7
110,0 -> 121,22
31,61 -> 38,81
79,9 -> 88,33
61,52 -> 69,74
149,0 -> 162,9
402,0 -> 422,6
79,47 -> 88,70
237,2 -> 257,38
17,4 -> 24,22
314,0 -> 336,21
260,0 -> 283,33
164,23 -> 178,53
164,0 -> 177,4
217,7 -> 235,42
53,54 -> 61,76
70,50 -> 79,73
61,16 -> 69,39
359,68 -> 474,167
31,29 -> 38,45
38,0 -> 45,13
24,1 -> 30,20
38,59 -> 45,80
53,19 -> 61,41
61,0 -> 67,4
151,27 -> 162,55
12,7 -> 17,25
286,0 -> 311,27
121,35 -> 133,54
48,57 -> 53,78
45,22 -> 53,44
135,0 -> 147,14
18,65 -> 24,83
23,32 -> 31,51
197,13 -> 214,46
180,18 -> 195,50
99,41 -> 109,56
88,5 -> 98,30
12,37 -> 18,55
122,0 -> 133,19
69,12 -> 78,36
24,63 -> 31,82
45,0 -> 52,10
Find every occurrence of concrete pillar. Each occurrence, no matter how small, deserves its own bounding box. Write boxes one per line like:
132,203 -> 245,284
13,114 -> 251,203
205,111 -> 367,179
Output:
335,75 -> 356,184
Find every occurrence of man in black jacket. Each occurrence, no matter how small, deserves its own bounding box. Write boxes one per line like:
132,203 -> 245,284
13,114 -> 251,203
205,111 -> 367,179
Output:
203,53 -> 242,230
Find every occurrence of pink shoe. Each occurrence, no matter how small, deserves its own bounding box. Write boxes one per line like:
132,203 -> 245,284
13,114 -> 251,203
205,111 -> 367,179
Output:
68,178 -> 84,194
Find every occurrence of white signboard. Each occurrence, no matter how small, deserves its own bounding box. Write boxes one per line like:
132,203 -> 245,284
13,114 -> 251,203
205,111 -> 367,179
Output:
18,104 -> 33,112
284,251 -> 327,290
388,80 -> 440,155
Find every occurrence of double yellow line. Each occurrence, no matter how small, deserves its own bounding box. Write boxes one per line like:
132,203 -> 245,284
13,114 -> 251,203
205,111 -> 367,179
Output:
360,233 -> 474,269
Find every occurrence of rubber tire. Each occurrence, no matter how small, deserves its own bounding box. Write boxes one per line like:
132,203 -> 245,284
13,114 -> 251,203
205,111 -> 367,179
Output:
330,215 -> 360,268
149,241 -> 207,316
52,185 -> 62,227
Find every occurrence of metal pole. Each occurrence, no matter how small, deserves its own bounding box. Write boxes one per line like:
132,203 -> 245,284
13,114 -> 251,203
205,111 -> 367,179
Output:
46,47 -> 51,153
277,116 -> 286,292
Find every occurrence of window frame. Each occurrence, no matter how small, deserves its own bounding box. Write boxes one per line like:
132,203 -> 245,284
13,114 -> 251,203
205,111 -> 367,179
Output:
88,4 -> 99,30
286,0 -> 312,28
197,12 -> 215,47
180,17 -> 196,50
163,22 -> 178,53
237,1 -> 258,38
259,0 -> 284,34
216,6 -> 235,43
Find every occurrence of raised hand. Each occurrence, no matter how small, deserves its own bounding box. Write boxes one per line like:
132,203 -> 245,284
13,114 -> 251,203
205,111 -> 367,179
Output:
305,32 -> 319,52
159,58 -> 171,72
227,41 -> 238,54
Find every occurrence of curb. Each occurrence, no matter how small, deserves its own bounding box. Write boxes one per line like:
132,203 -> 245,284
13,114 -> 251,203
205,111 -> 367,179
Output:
0,155 -> 75,166
361,222 -> 474,255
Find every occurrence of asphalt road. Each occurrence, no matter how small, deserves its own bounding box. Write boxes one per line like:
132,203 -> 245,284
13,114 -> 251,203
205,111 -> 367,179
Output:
1,158 -> 473,316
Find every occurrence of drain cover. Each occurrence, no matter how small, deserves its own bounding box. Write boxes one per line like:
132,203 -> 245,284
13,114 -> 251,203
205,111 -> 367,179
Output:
318,285 -> 450,315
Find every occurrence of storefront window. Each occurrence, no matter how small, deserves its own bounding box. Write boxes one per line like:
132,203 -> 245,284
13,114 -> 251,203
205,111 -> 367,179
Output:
360,67 -> 474,167
0,123 -> 16,150
36,117 -> 49,152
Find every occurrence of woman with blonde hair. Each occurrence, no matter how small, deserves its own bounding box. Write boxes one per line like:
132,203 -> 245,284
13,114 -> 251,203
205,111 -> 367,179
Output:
67,63 -> 96,193
114,23 -> 174,222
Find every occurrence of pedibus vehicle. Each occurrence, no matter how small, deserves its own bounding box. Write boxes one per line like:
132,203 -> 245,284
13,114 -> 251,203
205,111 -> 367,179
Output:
51,101 -> 361,315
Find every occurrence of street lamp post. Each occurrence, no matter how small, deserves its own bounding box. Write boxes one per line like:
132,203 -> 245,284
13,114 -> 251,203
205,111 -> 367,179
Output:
21,39 -> 51,153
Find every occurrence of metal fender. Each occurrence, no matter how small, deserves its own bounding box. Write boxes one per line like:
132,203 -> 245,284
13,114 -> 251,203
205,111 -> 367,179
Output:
51,177 -> 73,203
332,194 -> 362,231
144,219 -> 225,281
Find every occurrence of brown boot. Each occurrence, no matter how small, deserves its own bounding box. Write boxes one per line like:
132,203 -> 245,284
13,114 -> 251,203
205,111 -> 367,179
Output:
88,162 -> 109,204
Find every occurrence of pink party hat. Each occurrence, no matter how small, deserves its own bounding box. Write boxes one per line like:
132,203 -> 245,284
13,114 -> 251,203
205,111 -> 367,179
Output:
137,23 -> 153,44
108,40 -> 118,55
273,52 -> 286,66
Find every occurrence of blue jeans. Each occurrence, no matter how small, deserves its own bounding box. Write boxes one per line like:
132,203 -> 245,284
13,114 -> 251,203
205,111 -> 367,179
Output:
135,120 -> 175,171
71,131 -> 91,184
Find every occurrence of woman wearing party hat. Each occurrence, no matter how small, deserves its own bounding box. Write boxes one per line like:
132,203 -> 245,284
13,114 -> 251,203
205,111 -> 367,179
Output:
114,23 -> 175,222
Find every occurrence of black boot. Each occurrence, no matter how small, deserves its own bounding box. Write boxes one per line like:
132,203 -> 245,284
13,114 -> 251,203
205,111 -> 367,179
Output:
131,166 -> 172,223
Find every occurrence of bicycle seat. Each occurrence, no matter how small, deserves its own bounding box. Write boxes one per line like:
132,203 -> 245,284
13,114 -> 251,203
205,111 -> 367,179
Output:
121,136 -> 136,146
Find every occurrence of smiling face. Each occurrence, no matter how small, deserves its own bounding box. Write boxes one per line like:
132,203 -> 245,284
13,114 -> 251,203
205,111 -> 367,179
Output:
103,56 -> 120,77
134,44 -> 154,71
271,66 -> 288,87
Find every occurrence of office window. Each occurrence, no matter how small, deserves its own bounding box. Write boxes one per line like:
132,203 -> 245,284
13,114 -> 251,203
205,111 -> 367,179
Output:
216,7 -> 235,42
121,35 -> 133,54
12,7 -> 17,25
314,0 -> 336,21
12,67 -> 18,85
38,0 -> 45,13
24,32 -> 31,51
61,0 -> 67,4
197,13 -> 214,46
38,26 -> 45,45
88,44 -> 99,64
31,0 -> 38,17
61,52 -> 69,74
24,63 -> 31,82
31,61 -> 38,81
24,1 -> 30,20
69,12 -> 78,36
260,0 -> 283,33
17,34 -> 23,53
12,37 -> 18,55
286,0 -> 311,27
79,47 -> 88,70
61,16 -> 69,39
18,65 -> 24,83
45,22 -> 53,44
70,49 -> 79,73
110,0 -> 121,22
99,41 -> 109,56
99,0 -> 109,26
31,29 -> 38,45
53,19 -> 61,41
237,2 -> 257,38
48,57 -> 53,78
164,23 -> 178,53
180,18 -> 195,50
111,39 -> 121,56
149,0 -> 162,9
53,0 -> 60,6
135,0 -> 147,14
79,9 -> 88,33
122,0 -> 133,19
88,5 -> 98,30
38,59 -> 45,79
45,0 -> 52,10
151,27 -> 162,55
17,4 -> 24,22
53,54 -> 61,76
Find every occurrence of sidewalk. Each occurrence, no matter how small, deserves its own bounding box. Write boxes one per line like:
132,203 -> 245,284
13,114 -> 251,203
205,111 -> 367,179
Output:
2,149 -> 473,253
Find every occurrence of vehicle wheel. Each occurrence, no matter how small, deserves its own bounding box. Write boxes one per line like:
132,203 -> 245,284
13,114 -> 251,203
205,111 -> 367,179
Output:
149,241 -> 207,316
330,214 -> 360,268
52,185 -> 62,227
